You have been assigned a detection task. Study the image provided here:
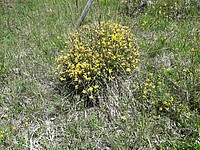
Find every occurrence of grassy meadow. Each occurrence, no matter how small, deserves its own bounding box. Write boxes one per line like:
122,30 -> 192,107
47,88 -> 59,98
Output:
0,0 -> 199,149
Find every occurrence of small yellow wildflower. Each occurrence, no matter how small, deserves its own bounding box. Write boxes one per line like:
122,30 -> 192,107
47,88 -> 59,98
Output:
141,21 -> 147,26
165,67 -> 171,72
74,77 -> 79,82
191,48 -> 195,52
108,69 -> 113,74
158,81 -> 162,85
86,77 -> 91,81
186,112 -> 191,117
170,96 -> 174,102
59,71 -> 65,75
149,73 -> 153,76
3,114 -> 8,119
0,134 -> 4,139
56,56 -> 63,63
165,107 -> 169,111
75,85 -> 79,90
89,87 -> 93,92
165,93 -> 170,97
89,95 -> 94,100
159,107 -> 163,111
157,115 -> 161,119
55,72 -> 58,75
143,90 -> 147,95
135,66 -> 139,70
25,122 -> 29,127
82,90 -> 87,94
57,64 -> 61,69
126,68 -> 131,73
93,85 -> 99,89
162,101 -> 168,105
146,78 -> 151,82
60,77 -> 66,81
121,115 -> 127,121
12,126 -> 16,130
183,69 -> 187,72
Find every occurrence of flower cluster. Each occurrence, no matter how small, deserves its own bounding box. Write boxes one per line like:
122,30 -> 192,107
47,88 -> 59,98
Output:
55,21 -> 139,101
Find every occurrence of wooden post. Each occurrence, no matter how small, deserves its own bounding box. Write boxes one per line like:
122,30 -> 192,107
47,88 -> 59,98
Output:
76,0 -> 94,28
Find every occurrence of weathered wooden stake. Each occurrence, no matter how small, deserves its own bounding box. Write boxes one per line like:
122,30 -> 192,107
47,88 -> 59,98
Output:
76,0 -> 94,28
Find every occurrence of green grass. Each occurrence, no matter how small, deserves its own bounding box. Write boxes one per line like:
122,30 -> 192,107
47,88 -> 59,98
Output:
0,0 -> 199,149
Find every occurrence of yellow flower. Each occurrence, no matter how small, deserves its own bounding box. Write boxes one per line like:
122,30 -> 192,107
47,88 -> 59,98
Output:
57,64 -> 61,69
82,90 -> 87,94
75,85 -> 79,90
143,90 -> 147,95
88,87 -> 93,92
149,73 -> 153,76
25,122 -> 29,126
165,93 -> 170,97
165,67 -> 171,72
12,126 -> 16,130
60,71 -> 65,75
93,85 -> 99,89
108,69 -> 113,74
3,114 -> 8,119
186,112 -> 191,117
157,115 -> 161,119
86,77 -> 91,81
170,96 -> 174,102
74,77 -> 79,82
146,78 -> 151,82
89,95 -> 94,99
159,107 -> 163,111
158,81 -> 162,85
56,56 -> 63,62
191,48 -> 195,52
60,77 -> 66,81
162,100 -> 168,105
165,107 -> 169,111
121,115 -> 127,121
0,134 -> 4,139
126,68 -> 131,73
112,34 -> 117,41
183,69 -> 187,72
64,55 -> 68,59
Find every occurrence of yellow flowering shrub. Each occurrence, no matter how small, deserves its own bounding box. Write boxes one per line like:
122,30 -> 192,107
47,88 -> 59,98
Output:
55,21 -> 139,104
